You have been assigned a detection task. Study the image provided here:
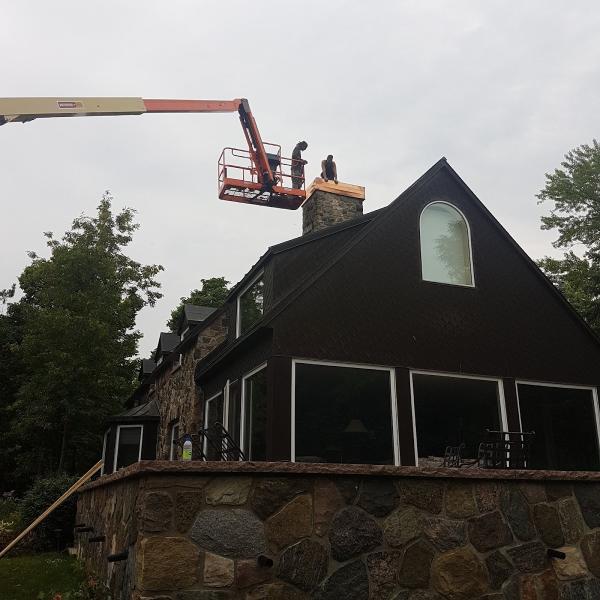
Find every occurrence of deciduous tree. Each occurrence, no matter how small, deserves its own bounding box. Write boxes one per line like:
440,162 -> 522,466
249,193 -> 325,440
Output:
9,192 -> 163,480
538,140 -> 600,337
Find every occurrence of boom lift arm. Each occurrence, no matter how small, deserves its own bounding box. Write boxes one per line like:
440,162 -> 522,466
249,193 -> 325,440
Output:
0,97 -> 305,209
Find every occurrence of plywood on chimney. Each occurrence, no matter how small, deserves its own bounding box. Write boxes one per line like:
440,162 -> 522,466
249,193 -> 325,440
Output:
305,178 -> 365,201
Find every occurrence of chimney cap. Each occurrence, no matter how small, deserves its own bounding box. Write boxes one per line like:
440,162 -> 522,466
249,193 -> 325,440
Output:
304,177 -> 365,203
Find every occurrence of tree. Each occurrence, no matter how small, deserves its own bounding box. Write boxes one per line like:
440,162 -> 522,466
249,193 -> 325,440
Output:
167,277 -> 230,332
8,192 -> 163,481
537,139 -> 600,337
0,298 -> 25,490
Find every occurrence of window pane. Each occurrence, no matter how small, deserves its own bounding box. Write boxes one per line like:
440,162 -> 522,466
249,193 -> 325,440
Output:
295,363 -> 394,465
244,369 -> 267,461
413,374 -> 500,465
239,278 -> 264,335
227,385 -> 242,446
420,203 -> 473,285
116,427 -> 142,470
205,395 -> 224,460
518,385 -> 599,471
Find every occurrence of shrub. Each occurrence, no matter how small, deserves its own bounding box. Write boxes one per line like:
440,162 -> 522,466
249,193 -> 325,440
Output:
21,475 -> 78,550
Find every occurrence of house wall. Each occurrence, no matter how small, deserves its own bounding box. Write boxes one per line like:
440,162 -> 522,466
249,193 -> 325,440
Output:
77,462 -> 600,600
270,167 -> 600,384
153,313 -> 228,458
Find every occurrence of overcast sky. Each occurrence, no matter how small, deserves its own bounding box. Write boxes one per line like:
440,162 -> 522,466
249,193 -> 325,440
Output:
1,1 -> 599,358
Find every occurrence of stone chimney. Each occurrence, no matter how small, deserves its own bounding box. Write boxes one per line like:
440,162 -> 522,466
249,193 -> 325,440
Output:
302,178 -> 365,235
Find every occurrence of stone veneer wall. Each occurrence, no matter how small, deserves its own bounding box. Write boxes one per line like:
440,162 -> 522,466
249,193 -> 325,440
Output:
76,463 -> 600,600
155,314 -> 227,459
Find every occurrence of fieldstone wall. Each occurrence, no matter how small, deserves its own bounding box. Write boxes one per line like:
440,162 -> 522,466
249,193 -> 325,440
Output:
155,314 -> 227,459
77,463 -> 600,599
302,189 -> 363,235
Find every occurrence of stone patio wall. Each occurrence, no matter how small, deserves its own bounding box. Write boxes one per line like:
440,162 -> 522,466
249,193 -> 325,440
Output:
76,462 -> 600,599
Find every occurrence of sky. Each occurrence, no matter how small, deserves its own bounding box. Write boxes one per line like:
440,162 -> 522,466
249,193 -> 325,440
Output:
1,1 -> 599,358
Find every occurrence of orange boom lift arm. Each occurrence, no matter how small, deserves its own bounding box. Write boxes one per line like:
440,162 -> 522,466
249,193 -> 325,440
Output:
0,97 -> 305,209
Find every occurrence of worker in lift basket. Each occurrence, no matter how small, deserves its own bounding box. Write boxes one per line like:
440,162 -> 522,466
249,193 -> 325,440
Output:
291,140 -> 308,189
321,154 -> 338,184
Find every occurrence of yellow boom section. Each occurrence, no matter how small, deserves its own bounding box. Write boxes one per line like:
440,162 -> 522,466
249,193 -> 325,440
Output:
0,97 -> 148,124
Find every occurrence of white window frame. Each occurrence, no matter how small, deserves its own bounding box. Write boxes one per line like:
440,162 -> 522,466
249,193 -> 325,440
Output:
113,424 -> 144,473
100,429 -> 109,475
515,379 -> 600,464
169,420 -> 180,461
409,370 -> 508,467
204,391 -> 223,457
291,358 -> 400,466
236,271 -> 264,338
240,363 -> 268,459
419,200 -> 475,288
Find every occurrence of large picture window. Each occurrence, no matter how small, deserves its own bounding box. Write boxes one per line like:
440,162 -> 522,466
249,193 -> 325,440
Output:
420,202 -> 474,286
411,372 -> 504,466
293,361 -> 398,465
113,425 -> 143,471
517,383 -> 600,471
242,366 -> 267,461
237,274 -> 264,337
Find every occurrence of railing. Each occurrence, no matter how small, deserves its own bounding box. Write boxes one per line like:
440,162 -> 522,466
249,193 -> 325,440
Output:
218,145 -> 306,201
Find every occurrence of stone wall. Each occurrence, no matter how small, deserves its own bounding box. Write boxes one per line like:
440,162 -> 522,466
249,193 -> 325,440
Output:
302,188 -> 363,235
76,462 -> 600,599
155,314 -> 227,459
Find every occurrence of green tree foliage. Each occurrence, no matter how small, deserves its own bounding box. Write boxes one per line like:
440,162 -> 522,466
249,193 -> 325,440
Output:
0,298 -> 26,490
167,276 -> 230,332
537,140 -> 600,337
5,192 -> 162,485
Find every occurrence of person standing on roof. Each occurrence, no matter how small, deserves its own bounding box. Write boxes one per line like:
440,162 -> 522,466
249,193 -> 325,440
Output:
291,141 -> 308,189
321,154 -> 338,184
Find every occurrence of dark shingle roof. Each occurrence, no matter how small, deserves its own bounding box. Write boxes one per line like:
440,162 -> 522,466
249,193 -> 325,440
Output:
109,399 -> 159,422
155,332 -> 180,358
178,304 -> 218,335
138,358 -> 155,381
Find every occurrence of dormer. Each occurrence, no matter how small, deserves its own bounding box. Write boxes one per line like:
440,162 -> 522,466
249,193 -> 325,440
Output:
138,358 -> 156,383
177,304 -> 218,340
154,332 -> 180,366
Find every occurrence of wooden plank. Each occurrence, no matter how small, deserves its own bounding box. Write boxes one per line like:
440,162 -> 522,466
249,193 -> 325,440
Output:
0,460 -> 103,559
305,177 -> 365,200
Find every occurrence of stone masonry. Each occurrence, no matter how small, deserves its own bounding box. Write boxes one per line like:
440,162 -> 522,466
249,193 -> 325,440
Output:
77,462 -> 600,599
302,179 -> 365,235
155,313 -> 227,459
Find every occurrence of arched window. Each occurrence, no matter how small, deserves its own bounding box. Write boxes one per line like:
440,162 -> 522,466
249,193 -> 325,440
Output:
420,202 -> 474,286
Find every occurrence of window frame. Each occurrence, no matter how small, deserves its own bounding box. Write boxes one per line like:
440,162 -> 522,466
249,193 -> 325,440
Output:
240,363 -> 268,460
409,369 -> 508,467
100,429 -> 109,475
419,200 -> 475,288
291,358 -> 400,465
203,391 -> 224,457
236,270 -> 265,338
515,379 -> 600,466
169,420 -> 180,461
112,424 -> 144,473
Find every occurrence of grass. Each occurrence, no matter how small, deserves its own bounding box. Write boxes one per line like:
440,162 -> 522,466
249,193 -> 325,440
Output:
0,552 -> 84,600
